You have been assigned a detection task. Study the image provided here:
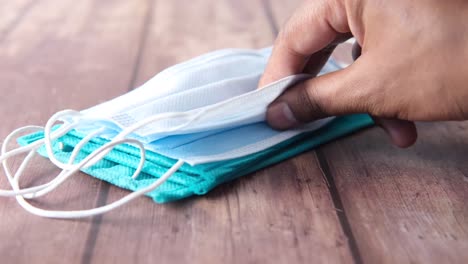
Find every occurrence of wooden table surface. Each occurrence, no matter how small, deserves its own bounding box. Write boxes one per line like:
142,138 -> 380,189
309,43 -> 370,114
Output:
1,1 -> 467,263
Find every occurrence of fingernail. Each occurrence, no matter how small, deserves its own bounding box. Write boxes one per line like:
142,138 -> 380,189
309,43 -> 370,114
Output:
267,102 -> 300,130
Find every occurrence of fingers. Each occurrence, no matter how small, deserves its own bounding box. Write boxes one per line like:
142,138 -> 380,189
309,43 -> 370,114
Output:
266,58 -> 375,130
373,117 -> 417,148
258,0 -> 349,87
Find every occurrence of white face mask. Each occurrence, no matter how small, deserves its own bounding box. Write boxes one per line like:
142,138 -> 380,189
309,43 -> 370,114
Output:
0,47 -> 340,219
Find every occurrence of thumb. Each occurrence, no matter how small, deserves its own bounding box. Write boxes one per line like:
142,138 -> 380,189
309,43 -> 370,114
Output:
266,58 -> 376,130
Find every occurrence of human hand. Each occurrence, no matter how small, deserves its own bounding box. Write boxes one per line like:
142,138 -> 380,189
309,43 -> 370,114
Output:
259,0 -> 468,147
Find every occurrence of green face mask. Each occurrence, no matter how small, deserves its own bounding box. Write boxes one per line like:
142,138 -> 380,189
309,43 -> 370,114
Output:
18,114 -> 372,204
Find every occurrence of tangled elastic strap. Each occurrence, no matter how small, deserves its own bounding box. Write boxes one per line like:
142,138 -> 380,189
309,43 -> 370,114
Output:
0,109 -> 214,219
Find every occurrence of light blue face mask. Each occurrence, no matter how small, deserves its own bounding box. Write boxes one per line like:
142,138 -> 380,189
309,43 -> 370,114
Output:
0,47 -> 373,218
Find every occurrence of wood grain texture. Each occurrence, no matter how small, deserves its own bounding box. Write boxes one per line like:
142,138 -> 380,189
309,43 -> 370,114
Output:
2,0 -> 467,263
0,0 -> 149,263
0,0 -> 36,41
321,122 -> 468,264
88,0 -> 354,263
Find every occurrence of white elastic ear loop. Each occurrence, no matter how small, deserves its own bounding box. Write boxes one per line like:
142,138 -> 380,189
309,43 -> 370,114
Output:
86,109 -> 211,165
20,127 -> 116,199
2,109 -> 191,218
68,128 -> 106,166
40,110 -> 196,170
2,125 -> 181,218
52,105 -> 215,168
0,125 -> 83,197
1,125 -> 146,199
1,108 -> 159,198
0,120 -> 141,198
0,122 -> 99,197
9,158 -> 183,219
42,109 -> 214,194
80,111 -> 197,166
21,137 -> 147,199
41,109 -> 148,176
25,128 -> 108,198
0,123 -> 77,165
0,126 -> 77,196
43,110 -> 85,170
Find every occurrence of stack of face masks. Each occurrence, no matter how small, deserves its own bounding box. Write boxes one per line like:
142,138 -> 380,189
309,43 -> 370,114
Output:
0,47 -> 373,219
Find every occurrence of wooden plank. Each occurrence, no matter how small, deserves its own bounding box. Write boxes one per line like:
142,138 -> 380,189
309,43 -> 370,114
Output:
88,0 -> 354,263
0,0 -> 35,40
321,122 -> 468,263
0,1 -> 149,263
132,0 -> 273,87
